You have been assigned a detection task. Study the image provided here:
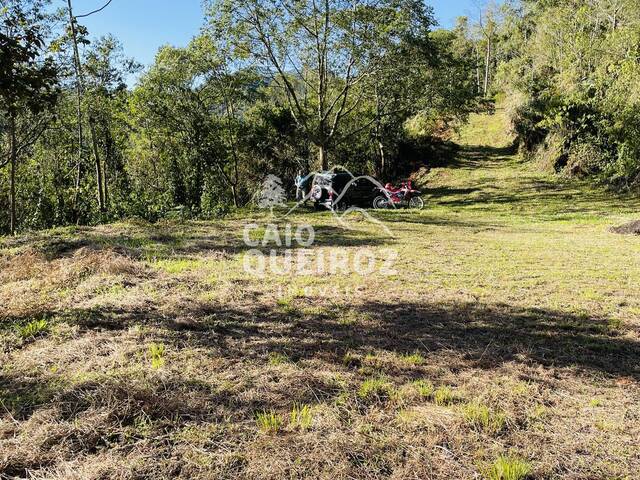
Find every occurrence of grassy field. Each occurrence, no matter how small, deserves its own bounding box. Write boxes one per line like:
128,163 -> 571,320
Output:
1,109 -> 639,479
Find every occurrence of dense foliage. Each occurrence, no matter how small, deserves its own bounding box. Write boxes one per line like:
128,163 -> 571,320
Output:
5,0 -> 639,234
0,0 -> 483,233
493,0 -> 640,186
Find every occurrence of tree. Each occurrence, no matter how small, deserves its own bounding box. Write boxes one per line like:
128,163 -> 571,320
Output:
83,34 -> 140,211
207,0 -> 436,170
65,0 -> 108,214
0,0 -> 58,234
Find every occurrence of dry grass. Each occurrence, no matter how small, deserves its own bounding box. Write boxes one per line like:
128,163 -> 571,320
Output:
1,111 -> 639,479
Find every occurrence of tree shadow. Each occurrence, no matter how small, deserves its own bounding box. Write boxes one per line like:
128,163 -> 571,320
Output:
22,297 -> 639,382
2,295 -> 638,477
0,221 -> 392,263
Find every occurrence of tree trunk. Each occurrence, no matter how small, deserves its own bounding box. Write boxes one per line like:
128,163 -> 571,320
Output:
483,37 -> 491,97
9,114 -> 17,235
475,44 -> 481,94
67,0 -> 83,220
231,184 -> 238,208
103,130 -> 110,210
67,0 -> 106,214
88,116 -> 105,212
318,145 -> 328,170
377,140 -> 386,178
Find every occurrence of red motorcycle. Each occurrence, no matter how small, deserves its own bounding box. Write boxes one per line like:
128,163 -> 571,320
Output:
373,181 -> 424,210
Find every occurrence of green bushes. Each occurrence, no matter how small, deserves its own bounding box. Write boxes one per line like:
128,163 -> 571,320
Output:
498,0 -> 640,188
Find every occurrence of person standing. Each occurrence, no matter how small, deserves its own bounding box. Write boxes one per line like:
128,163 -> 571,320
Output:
295,170 -> 312,205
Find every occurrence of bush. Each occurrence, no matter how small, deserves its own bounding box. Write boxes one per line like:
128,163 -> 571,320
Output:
564,138 -> 606,177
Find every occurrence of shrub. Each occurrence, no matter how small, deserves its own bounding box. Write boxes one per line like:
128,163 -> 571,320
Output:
564,138 -> 606,177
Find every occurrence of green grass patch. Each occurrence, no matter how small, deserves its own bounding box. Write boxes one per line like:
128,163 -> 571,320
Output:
434,386 -> 456,406
463,401 -> 507,434
152,258 -> 203,274
486,456 -> 531,480
148,343 -> 166,369
358,377 -> 394,402
18,319 -> 50,339
289,403 -> 313,430
256,410 -> 283,434
413,379 -> 434,399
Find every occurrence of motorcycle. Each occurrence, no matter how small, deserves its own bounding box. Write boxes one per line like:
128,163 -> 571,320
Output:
372,181 -> 424,210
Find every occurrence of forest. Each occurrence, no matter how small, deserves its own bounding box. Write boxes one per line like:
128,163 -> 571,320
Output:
2,0 -> 639,235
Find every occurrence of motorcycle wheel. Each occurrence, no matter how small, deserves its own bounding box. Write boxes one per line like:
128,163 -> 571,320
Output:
409,196 -> 424,210
373,196 -> 389,210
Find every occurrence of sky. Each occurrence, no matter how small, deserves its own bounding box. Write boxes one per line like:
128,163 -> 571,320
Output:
74,0 -> 483,72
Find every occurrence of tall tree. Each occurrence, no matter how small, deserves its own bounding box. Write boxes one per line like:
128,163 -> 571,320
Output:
65,0 -> 114,215
207,0 -> 435,170
0,0 -> 58,234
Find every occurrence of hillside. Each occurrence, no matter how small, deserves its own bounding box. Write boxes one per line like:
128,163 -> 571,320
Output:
1,110 -> 639,479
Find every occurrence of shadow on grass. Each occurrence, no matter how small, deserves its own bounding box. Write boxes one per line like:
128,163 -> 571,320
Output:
2,296 -> 638,476
11,297 -> 637,381
0,221 -> 392,263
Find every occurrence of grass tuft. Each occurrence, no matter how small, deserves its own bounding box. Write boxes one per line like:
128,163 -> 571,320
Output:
358,377 -> 394,402
486,456 -> 531,480
289,403 -> 313,430
18,319 -> 49,339
434,386 -> 456,406
256,410 -> 283,434
148,343 -> 166,369
268,352 -> 289,365
413,379 -> 434,399
463,401 -> 506,434
400,351 -> 425,366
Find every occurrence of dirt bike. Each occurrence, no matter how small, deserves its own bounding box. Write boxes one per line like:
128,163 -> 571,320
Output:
372,181 -> 424,210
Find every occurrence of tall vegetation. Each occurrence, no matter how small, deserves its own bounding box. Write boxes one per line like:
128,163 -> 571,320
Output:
10,0 -> 639,235
494,0 -> 640,186
0,0 -> 480,234
0,0 -> 58,234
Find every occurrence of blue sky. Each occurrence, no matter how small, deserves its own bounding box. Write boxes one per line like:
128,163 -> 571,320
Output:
76,0 -> 483,68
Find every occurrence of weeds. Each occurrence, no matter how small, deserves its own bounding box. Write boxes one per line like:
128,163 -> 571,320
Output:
434,386 -> 456,406
400,351 -> 425,366
463,401 -> 506,434
413,379 -> 434,399
148,343 -> 166,369
289,403 -> 313,430
256,410 -> 283,434
486,456 -> 531,480
268,352 -> 289,365
18,319 -> 49,339
358,377 -> 394,402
